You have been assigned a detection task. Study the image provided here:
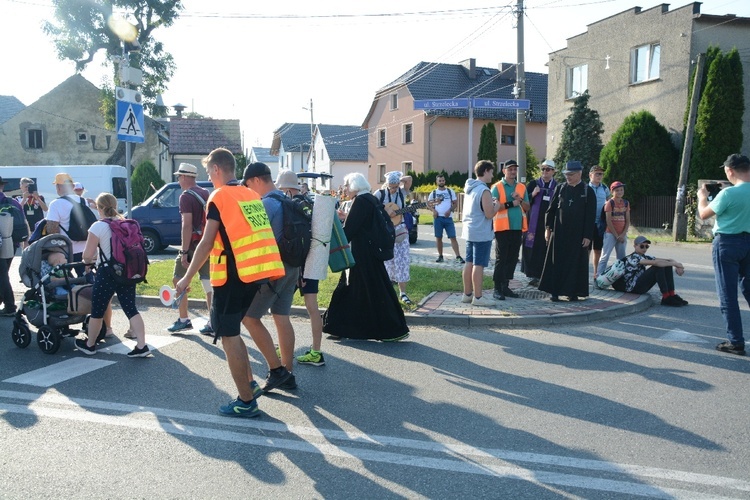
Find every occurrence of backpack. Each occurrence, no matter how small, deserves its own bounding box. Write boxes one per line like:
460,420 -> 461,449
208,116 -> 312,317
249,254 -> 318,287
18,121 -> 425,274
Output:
60,196 -> 97,242
597,199 -> 629,236
268,193 -> 313,268
368,195 -> 396,261
595,256 -> 628,289
0,197 -> 29,245
183,189 -> 207,246
98,219 -> 149,285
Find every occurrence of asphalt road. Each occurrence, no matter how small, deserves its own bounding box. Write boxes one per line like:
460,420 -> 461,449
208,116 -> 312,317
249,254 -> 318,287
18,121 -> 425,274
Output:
2,231 -> 750,499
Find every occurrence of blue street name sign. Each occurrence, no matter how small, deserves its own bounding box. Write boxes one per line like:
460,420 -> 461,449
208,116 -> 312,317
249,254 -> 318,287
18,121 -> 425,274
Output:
413,98 -> 469,110
472,98 -> 530,110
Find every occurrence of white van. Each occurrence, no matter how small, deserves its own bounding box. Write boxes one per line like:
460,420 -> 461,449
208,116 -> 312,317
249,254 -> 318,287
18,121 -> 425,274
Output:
0,166 -> 129,213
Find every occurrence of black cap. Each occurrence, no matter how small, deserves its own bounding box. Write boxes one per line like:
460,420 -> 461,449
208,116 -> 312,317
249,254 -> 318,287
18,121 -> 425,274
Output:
502,159 -> 518,169
243,162 -> 271,180
723,154 -> 750,169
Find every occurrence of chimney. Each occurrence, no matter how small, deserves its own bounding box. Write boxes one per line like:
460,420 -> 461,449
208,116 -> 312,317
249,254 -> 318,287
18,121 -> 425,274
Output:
173,103 -> 187,118
498,62 -> 517,80
460,58 -> 477,80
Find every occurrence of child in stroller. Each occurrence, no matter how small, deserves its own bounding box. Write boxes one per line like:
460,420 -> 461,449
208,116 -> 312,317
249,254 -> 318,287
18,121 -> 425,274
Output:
12,233 -> 103,354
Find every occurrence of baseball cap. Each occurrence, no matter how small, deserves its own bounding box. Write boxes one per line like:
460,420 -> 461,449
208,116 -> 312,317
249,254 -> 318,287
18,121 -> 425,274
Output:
540,159 -> 555,169
502,159 -> 518,169
634,235 -> 651,246
723,154 -> 750,169
243,162 -> 272,181
174,163 -> 198,177
610,181 -> 625,190
53,173 -> 74,185
73,182 -> 84,190
590,165 -> 605,173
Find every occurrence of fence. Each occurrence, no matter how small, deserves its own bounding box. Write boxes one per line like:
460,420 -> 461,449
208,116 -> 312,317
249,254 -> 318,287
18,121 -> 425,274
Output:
630,196 -> 676,229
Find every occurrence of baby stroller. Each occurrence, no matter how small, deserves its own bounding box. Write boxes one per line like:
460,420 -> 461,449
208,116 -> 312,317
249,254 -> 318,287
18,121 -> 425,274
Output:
12,234 -> 100,354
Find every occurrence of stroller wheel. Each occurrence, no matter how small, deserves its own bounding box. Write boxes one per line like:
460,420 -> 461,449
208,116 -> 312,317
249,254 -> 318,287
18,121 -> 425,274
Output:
37,326 -> 62,355
12,319 -> 32,349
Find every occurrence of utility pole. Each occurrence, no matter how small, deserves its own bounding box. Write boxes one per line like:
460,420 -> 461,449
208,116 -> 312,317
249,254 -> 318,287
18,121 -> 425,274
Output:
673,53 -> 704,241
515,0 -> 527,182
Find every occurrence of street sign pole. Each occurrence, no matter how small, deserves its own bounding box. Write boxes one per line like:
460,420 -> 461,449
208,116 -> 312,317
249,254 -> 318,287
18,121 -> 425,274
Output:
468,102 -> 474,178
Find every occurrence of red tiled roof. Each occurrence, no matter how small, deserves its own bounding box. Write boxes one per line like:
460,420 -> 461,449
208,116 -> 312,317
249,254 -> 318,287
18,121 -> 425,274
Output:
169,118 -> 241,154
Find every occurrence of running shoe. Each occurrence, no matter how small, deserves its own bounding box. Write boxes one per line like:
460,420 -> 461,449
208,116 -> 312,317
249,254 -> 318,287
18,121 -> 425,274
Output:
400,294 -> 414,307
251,380 -> 262,399
219,397 -> 260,418
456,256 -> 465,264
167,319 -> 193,332
715,341 -> 745,356
199,323 -> 214,335
297,349 -> 325,366
75,338 -> 96,355
435,255 -> 444,263
278,373 -> 297,390
262,367 -> 292,393
127,345 -> 151,358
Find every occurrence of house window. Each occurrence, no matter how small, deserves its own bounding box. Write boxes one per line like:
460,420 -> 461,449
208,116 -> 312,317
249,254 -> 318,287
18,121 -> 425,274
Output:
378,128 -> 386,147
402,161 -> 412,174
390,94 -> 398,110
27,129 -> 43,149
378,164 -> 386,182
566,64 -> 588,99
402,123 -> 413,144
631,43 -> 660,83
500,125 -> 516,145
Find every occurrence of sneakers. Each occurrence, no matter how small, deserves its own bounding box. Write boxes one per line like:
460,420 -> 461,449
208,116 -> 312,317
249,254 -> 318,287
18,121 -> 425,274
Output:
673,294 -> 689,306
493,289 -> 506,301
219,397 -> 260,418
251,380 -> 262,399
502,283 -> 519,298
199,323 -> 214,335
127,345 -> 151,358
715,341 -> 746,356
167,319 -> 193,332
262,366 -> 292,393
461,293 -> 473,304
124,329 -> 136,339
0,307 -> 17,317
75,338 -> 96,355
435,255 -> 444,263
661,296 -> 685,307
382,333 -> 410,342
456,256 -> 465,264
297,349 -> 326,366
400,293 -> 413,307
278,373 -> 297,390
275,344 -> 281,360
471,295 -> 496,307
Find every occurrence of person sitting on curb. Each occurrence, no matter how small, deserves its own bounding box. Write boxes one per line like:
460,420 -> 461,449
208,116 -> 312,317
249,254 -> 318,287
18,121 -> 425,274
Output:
611,236 -> 688,306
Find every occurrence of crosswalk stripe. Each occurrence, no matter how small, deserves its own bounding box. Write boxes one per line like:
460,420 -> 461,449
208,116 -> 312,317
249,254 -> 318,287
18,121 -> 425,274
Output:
3,358 -> 116,387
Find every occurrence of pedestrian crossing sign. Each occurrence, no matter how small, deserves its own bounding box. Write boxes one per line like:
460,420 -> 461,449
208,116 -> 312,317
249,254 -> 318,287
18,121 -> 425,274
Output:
116,99 -> 145,143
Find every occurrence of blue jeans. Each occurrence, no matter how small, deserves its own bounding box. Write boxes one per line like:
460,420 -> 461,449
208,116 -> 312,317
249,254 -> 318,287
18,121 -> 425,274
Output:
597,233 -> 627,276
713,233 -> 750,346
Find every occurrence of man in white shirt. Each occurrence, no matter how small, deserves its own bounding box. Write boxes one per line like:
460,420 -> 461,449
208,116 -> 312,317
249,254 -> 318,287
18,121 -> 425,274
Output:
46,173 -> 93,266
428,175 -> 464,264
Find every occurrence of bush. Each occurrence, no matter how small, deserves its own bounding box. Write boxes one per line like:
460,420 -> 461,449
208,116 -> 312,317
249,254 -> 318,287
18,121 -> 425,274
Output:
131,160 -> 165,205
407,169 -> 468,190
599,110 -> 678,206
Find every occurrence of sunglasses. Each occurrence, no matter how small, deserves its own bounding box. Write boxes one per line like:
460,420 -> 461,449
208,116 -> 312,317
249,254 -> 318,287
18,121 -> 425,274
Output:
639,244 -> 650,249
542,168 -> 554,172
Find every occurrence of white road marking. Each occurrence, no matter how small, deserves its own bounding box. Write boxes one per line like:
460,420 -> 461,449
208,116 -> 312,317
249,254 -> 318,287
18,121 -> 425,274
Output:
2,359 -> 116,387
0,389 -> 747,498
659,329 -> 708,344
104,335 -> 181,355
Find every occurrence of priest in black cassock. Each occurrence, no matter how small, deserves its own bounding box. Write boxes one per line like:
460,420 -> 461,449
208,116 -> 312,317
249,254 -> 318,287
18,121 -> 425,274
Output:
538,161 -> 597,301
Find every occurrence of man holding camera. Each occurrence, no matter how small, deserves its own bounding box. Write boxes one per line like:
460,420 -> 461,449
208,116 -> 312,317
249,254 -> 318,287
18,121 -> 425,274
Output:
698,153 -> 750,356
17,178 -> 46,239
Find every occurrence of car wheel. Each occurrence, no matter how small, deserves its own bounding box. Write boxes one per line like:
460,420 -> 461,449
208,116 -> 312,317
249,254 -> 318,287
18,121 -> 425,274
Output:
141,229 -> 161,255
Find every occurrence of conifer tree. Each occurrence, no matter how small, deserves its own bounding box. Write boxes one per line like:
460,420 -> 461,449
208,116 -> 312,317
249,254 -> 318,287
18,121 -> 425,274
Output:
553,91 -> 604,171
477,122 -> 498,165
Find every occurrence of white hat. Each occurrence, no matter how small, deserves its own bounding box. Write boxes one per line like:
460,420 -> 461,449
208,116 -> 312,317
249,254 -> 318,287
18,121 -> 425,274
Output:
73,182 -> 84,190
174,163 -> 198,177
541,159 -> 556,169
276,169 -> 299,190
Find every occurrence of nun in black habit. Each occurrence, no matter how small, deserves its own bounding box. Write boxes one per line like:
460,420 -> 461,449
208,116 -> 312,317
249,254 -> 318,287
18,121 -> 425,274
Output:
538,161 -> 597,301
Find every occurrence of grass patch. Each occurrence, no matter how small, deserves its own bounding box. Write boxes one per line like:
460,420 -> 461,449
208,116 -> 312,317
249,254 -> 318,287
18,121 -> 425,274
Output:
629,226 -> 712,244
138,260 -> 493,306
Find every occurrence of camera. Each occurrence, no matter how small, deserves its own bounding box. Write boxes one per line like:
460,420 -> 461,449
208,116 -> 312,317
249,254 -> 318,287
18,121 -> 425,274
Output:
27,183 -> 37,194
705,182 -> 722,201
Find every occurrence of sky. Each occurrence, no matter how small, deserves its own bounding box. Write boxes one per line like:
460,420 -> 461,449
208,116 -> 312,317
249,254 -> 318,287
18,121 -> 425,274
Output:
1,0 -> 749,150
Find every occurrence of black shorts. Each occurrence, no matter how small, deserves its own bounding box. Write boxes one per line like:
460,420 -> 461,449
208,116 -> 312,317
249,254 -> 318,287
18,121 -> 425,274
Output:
592,230 -> 604,251
210,279 -> 260,339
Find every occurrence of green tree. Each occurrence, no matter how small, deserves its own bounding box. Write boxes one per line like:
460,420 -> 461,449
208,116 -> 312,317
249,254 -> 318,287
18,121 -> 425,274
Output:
689,47 -> 745,184
131,160 -> 165,205
525,142 -> 539,182
477,122 -> 498,165
44,0 -> 182,127
234,152 -> 248,180
599,111 -> 678,206
553,91 -> 604,172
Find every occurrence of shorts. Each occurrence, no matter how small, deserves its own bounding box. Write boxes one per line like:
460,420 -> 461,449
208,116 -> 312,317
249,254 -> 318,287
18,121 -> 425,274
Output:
173,251 -> 210,281
591,230 -> 604,251
465,240 -> 492,268
433,216 -> 457,239
298,276 -> 319,296
210,279 -> 261,339
245,266 -> 299,318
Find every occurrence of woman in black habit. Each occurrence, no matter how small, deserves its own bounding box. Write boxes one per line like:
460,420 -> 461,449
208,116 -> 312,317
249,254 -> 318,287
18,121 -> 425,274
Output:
322,173 -> 409,341
538,161 -> 597,301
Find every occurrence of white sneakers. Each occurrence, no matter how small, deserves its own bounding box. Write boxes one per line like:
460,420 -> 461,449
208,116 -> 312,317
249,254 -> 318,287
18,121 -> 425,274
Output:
461,293 -> 473,304
471,295 -> 496,307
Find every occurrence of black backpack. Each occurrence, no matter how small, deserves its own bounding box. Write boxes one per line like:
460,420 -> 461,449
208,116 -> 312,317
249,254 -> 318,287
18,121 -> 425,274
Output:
368,195 -> 396,261
268,193 -> 312,268
0,197 -> 29,245
60,196 -> 98,241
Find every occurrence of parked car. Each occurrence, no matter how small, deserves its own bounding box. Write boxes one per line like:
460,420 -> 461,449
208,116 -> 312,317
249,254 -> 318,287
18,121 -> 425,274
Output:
131,181 -> 213,254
